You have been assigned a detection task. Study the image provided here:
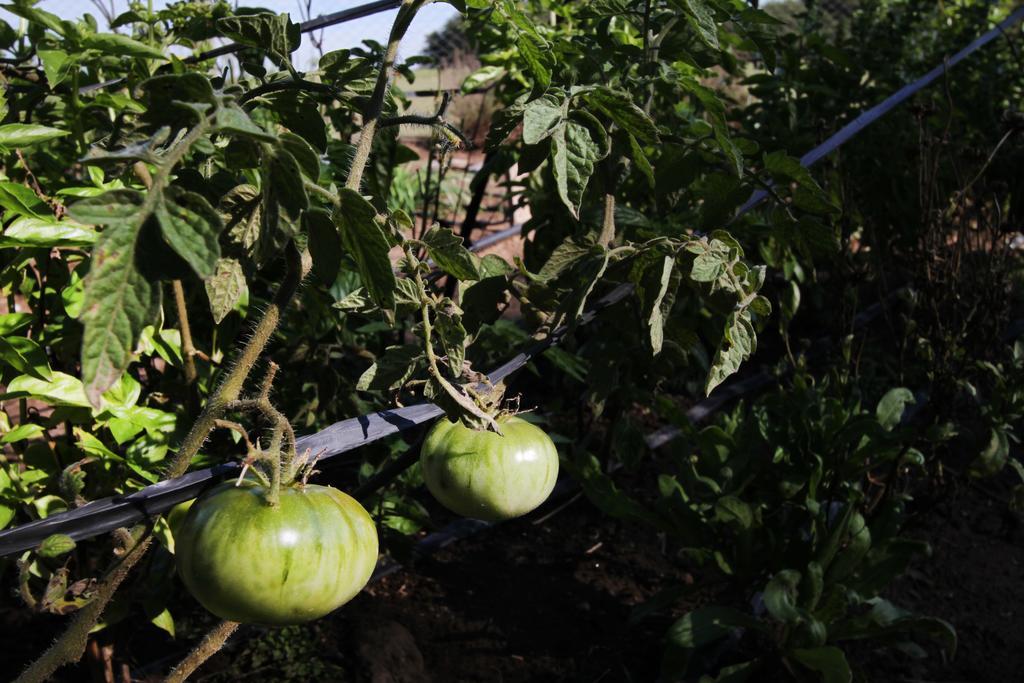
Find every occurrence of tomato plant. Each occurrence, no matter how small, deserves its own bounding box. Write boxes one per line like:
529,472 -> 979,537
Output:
0,0 -> 1019,680
175,480 -> 378,625
421,414 -> 559,521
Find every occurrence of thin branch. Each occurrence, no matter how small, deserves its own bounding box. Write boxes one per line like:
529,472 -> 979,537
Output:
598,194 -> 616,247
164,620 -> 239,683
346,0 -> 428,191
172,280 -> 198,386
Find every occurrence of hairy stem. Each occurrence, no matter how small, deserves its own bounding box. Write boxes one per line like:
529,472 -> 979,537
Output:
164,620 -> 239,683
172,280 -> 198,386
16,535 -> 152,683
598,194 -> 616,247
345,0 -> 426,191
166,242 -> 305,479
408,247 -> 500,433
16,117 -> 219,683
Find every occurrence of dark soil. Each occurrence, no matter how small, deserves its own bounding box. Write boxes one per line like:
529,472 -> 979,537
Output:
3,469 -> 1022,682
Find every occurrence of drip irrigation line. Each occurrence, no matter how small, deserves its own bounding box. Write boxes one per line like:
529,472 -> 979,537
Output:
2,3 -> 1019,560
0,284 -> 633,558
77,0 -> 403,94
733,5 -> 1024,219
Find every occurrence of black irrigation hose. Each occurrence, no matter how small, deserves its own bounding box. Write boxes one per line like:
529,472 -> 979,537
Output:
77,0 -> 404,94
734,5 -> 1024,217
0,283 -> 633,557
2,4 -> 1021,558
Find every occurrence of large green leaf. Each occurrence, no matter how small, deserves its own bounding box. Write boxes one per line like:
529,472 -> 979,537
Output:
423,227 -> 481,281
305,209 -> 341,286
677,0 -> 720,50
522,93 -> 565,145
584,88 -> 659,144
335,189 -> 396,311
551,120 -> 602,219
69,191 -> 162,406
216,12 -> 300,68
155,187 -> 224,278
0,372 -> 91,407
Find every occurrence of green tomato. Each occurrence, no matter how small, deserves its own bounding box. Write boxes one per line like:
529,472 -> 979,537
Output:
420,415 -> 559,522
174,480 -> 378,625
165,498 -> 194,539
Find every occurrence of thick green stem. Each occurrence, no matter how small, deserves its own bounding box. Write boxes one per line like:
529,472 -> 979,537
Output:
16,116 -> 219,683
165,243 -> 305,479
164,620 -> 239,683
345,0 -> 426,191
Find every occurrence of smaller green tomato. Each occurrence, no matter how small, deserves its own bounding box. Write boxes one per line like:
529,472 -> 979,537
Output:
165,499 -> 194,539
175,480 -> 378,625
420,415 -> 559,522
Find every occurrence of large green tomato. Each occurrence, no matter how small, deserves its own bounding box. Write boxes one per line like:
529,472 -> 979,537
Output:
174,480 -> 378,625
420,415 -> 559,522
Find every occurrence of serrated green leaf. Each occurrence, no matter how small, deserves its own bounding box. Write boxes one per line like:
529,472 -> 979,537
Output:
538,237 -> 594,282
336,188 -> 396,311
423,227 -> 481,281
522,93 -> 565,145
646,255 -> 677,355
72,191 -> 162,406
204,258 -> 248,325
37,49 -> 75,87
306,209 -> 341,285
706,310 -> 755,394
265,145 -> 308,220
516,33 -> 551,90
585,88 -> 659,143
155,187 -> 223,278
678,0 -> 720,50
279,131 -> 320,180
552,120 -> 601,219
216,12 -> 300,68
215,105 -> 276,142
357,345 -> 422,392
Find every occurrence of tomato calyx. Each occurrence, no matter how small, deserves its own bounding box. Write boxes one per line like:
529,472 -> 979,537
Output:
215,361 -> 323,506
